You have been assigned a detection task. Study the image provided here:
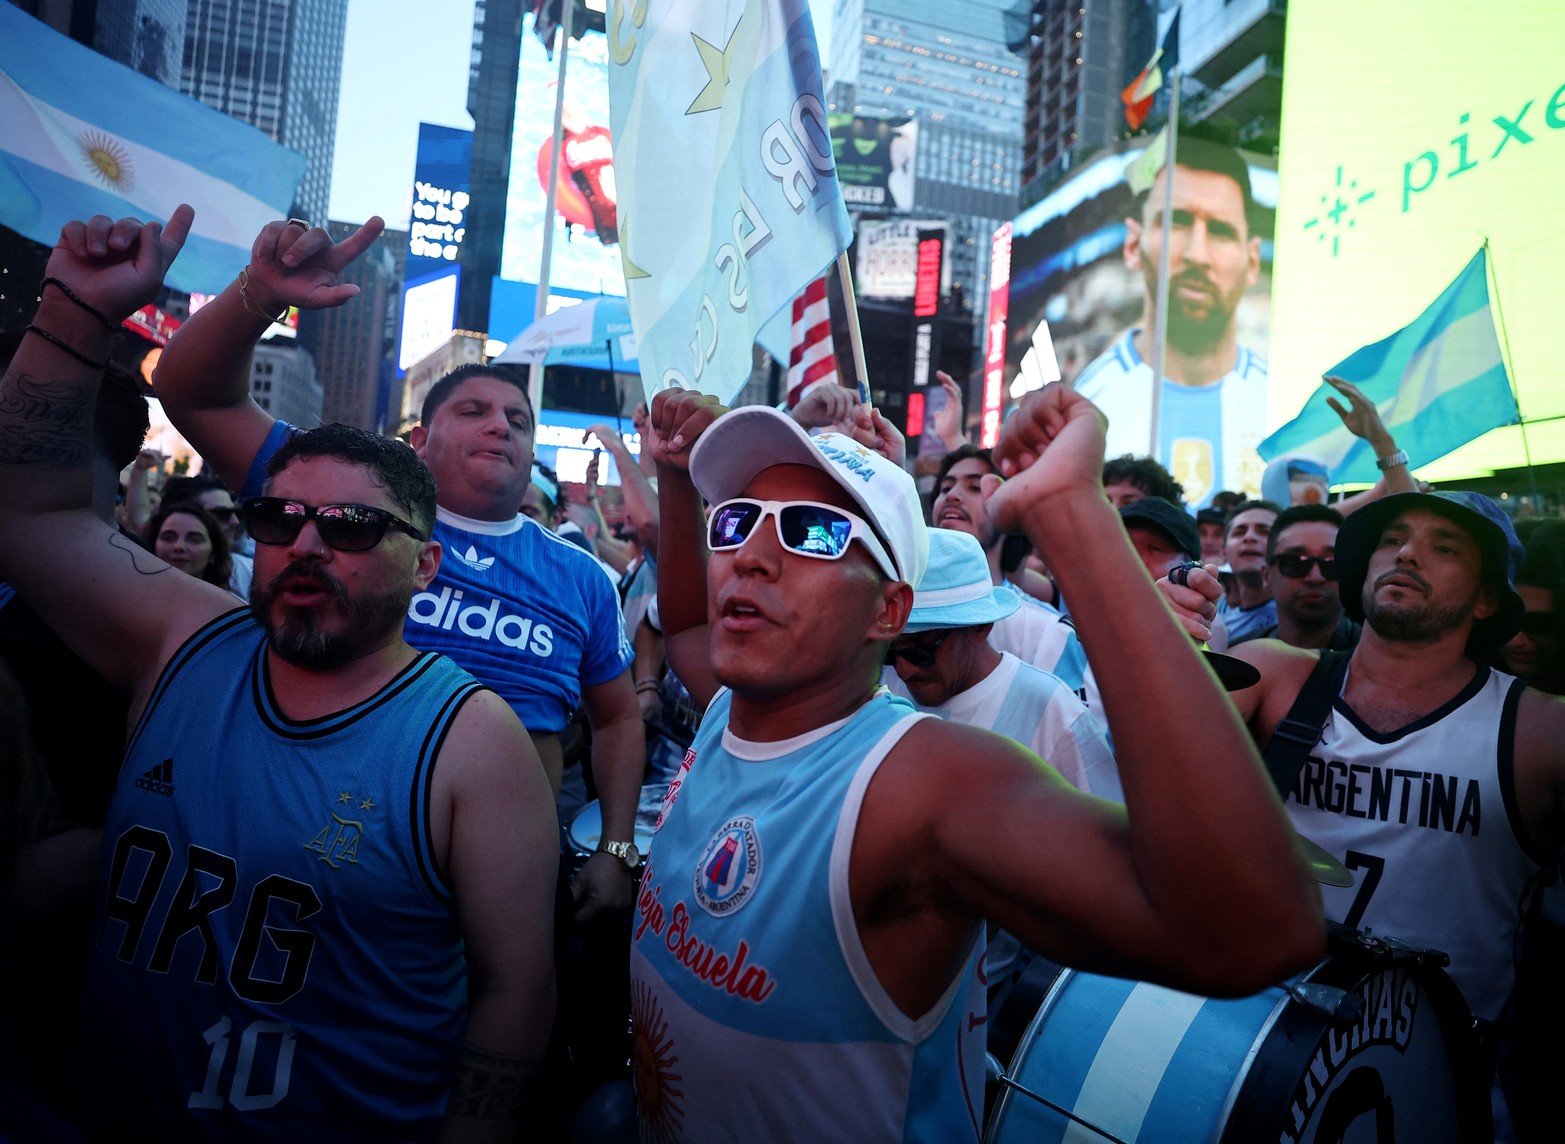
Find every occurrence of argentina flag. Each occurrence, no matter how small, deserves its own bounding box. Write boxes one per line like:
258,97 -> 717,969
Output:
607,0 -> 853,404
0,6 -> 304,295
1259,249 -> 1519,484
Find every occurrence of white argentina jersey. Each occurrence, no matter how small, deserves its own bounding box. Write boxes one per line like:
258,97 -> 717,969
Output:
1284,664 -> 1548,1022
630,690 -> 986,1142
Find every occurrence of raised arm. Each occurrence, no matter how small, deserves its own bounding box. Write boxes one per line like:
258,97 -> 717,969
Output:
586,423 -> 660,559
918,385 -> 1323,994
649,389 -> 727,709
0,209 -> 237,706
153,217 -> 384,489
1322,374 -> 1417,513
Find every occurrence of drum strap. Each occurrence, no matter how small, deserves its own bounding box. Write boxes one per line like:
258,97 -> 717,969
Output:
1262,649 -> 1350,797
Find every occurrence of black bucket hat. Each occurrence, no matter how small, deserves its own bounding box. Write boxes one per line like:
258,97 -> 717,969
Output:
1336,491 -> 1525,651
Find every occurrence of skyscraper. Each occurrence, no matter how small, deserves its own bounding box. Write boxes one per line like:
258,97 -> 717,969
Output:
180,0 -> 348,225
301,221 -> 403,432
827,0 -> 1027,311
458,0 -> 524,335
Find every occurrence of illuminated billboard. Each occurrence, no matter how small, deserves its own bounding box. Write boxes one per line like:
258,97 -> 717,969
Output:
398,270 -> 460,373
501,21 -> 624,297
855,218 -> 951,300
406,123 -> 473,283
1268,0 -> 1565,483
830,114 -> 918,211
1005,136 -> 1277,506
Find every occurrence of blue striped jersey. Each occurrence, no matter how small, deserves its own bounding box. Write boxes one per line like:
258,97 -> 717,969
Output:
1074,330 -> 1269,508
77,610 -> 484,1139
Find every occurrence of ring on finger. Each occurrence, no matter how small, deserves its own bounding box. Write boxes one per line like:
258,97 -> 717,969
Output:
286,217 -> 310,230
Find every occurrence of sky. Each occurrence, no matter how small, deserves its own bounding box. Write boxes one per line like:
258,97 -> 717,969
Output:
329,0 -> 837,228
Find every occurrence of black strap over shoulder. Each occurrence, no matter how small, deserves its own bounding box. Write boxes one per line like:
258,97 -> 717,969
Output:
1263,649 -> 1350,797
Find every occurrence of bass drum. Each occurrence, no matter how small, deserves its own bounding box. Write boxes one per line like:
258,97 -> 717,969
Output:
986,925 -> 1491,1144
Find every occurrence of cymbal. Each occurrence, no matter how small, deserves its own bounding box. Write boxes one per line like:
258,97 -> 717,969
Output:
1297,835 -> 1354,888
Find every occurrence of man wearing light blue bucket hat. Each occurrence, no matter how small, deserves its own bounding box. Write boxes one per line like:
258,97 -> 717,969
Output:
887,528 -> 1121,802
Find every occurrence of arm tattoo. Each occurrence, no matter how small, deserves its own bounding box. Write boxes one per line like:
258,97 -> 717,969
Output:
108,531 -> 171,576
0,372 -> 94,468
445,1045 -> 543,1123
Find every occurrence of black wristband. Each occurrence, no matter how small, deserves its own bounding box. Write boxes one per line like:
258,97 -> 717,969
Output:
41,278 -> 118,331
24,325 -> 109,370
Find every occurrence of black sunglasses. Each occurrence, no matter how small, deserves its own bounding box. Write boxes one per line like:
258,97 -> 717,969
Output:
1519,611 -> 1562,640
239,497 -> 427,552
1270,553 -> 1337,581
888,630 -> 955,670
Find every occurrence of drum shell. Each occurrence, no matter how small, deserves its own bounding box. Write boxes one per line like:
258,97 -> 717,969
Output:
986,928 -> 1491,1144
566,782 -> 669,871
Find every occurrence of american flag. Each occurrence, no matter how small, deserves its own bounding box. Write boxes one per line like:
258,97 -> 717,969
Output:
785,276 -> 839,407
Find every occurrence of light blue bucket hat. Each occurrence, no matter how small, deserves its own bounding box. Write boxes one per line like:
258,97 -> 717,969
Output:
904,528 -> 1023,633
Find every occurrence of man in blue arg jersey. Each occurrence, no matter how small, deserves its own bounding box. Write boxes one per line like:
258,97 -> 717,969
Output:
0,209 -> 556,1138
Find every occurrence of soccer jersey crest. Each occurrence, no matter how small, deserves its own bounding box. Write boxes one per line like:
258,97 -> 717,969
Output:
694,816 -> 762,917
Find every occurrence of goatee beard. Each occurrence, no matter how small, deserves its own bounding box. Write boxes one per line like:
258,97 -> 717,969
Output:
252,562 -> 411,669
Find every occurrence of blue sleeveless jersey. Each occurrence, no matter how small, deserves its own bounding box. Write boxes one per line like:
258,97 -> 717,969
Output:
76,610 -> 484,1139
244,421 -> 633,733
630,690 -> 987,1142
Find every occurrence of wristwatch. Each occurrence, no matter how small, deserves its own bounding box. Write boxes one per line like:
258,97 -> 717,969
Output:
598,839 -> 642,873
1376,448 -> 1409,472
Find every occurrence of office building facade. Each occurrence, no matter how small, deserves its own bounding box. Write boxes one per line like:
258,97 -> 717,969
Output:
180,0 -> 348,225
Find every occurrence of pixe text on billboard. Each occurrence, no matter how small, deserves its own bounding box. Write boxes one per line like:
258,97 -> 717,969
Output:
1004,136 -> 1277,507
1269,0 -> 1565,484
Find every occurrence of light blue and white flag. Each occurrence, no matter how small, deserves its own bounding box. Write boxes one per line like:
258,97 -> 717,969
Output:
607,0 -> 852,404
1259,249 -> 1518,484
0,6 -> 304,295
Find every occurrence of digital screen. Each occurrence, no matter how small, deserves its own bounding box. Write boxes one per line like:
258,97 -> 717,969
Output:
1268,0 -> 1565,483
534,408 -> 640,487
398,270 -> 460,372
1005,137 -> 1277,506
406,122 -> 474,284
500,20 -> 625,297
829,113 -> 918,210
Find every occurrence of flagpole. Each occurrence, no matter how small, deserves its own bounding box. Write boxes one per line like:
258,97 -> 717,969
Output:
528,0 -> 576,415
1149,70 -> 1180,458
834,251 -> 872,407
1484,237 -> 1538,499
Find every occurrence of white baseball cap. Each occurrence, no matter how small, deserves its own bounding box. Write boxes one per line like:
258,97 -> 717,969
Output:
688,406 -> 928,587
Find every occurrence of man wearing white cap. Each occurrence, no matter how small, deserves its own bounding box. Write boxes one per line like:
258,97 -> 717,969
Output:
635,385 -> 1322,1141
886,528 -> 1120,801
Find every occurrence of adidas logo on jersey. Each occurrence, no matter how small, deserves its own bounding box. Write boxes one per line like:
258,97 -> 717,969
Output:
135,757 -> 175,796
450,545 -> 496,572
408,587 -> 555,656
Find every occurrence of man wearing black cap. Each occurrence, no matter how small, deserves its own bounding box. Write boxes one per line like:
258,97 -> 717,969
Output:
1172,490 -> 1565,1128
1120,497 -> 1200,581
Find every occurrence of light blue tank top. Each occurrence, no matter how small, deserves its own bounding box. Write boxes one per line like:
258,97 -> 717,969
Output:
630,689 -> 987,1142
77,610 -> 483,1139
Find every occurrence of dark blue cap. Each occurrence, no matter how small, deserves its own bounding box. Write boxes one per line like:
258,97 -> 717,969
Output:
1120,496 -> 1200,561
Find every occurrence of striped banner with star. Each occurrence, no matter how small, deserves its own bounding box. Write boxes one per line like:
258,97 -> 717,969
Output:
606,0 -> 853,405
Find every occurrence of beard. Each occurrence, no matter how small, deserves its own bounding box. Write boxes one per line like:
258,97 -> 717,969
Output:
1362,573 -> 1477,644
251,561 -> 412,670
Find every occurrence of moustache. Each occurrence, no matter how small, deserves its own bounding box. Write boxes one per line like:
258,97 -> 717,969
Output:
264,562 -> 350,607
1171,271 -> 1218,297
1374,568 -> 1431,594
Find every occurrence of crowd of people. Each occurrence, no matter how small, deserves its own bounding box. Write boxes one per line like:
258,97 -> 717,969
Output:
1,205 -> 1562,1144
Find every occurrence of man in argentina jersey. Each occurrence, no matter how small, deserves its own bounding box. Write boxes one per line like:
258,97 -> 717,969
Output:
1178,491 -> 1565,1137
633,386 -> 1323,1141
1071,139 -> 1268,508
0,212 -> 557,1138
153,224 -> 645,919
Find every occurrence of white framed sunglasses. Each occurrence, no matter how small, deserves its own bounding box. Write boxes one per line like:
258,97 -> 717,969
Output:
706,498 -> 898,581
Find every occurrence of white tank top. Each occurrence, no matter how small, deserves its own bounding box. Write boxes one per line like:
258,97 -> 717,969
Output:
1285,664 -> 1548,1022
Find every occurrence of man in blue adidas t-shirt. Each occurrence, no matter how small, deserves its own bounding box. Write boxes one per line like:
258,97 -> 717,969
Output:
154,223 -> 645,918
0,210 -> 557,1137
1071,139 -> 1267,507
